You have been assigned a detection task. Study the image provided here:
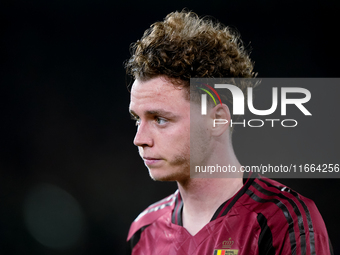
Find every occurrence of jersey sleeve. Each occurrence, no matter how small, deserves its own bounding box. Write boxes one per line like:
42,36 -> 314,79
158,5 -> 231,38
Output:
257,212 -> 333,255
126,192 -> 177,254
257,196 -> 333,255
252,177 -> 333,255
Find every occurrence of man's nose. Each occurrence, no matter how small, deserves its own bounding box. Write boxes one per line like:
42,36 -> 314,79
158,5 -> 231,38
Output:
133,122 -> 153,147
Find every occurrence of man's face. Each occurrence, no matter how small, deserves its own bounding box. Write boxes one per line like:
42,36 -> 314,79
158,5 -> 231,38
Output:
129,76 -> 191,182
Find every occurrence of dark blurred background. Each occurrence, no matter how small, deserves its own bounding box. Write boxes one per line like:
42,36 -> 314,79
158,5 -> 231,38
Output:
1,0 -> 339,254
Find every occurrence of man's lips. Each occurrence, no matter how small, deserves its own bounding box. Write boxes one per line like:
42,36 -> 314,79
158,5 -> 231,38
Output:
143,157 -> 163,166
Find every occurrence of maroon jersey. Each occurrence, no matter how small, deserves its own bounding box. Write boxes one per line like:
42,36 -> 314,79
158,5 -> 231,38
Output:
127,175 -> 333,255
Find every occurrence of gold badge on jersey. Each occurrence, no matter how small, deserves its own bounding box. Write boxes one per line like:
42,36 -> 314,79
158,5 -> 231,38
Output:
213,238 -> 239,255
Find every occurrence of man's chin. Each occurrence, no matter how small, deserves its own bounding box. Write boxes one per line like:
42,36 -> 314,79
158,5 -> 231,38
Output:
147,168 -> 189,182
148,171 -> 176,182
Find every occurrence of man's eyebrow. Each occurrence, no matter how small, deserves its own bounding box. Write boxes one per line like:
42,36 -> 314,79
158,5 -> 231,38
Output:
129,109 -> 177,118
145,110 -> 176,117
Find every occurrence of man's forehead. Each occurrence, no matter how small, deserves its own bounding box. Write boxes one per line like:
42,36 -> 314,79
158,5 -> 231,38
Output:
129,77 -> 189,113
130,78 -> 187,100
131,77 -> 178,94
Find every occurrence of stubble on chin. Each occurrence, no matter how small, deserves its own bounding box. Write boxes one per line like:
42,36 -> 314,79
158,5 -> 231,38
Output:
148,152 -> 190,182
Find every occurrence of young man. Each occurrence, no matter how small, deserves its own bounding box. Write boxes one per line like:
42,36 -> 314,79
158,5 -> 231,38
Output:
125,10 -> 333,255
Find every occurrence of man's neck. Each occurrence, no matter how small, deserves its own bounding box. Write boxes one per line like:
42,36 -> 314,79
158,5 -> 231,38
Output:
177,171 -> 243,236
177,129 -> 244,235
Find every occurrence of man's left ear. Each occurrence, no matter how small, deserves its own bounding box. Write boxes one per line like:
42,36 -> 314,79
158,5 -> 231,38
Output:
209,103 -> 231,136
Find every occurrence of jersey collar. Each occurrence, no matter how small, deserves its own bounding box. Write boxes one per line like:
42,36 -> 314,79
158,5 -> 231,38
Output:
171,172 -> 256,226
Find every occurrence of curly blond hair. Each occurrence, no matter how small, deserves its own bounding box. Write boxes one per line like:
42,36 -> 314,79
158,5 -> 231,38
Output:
125,10 -> 255,85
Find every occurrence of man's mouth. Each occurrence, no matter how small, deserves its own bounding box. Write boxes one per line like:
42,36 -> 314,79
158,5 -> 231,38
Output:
143,157 -> 163,166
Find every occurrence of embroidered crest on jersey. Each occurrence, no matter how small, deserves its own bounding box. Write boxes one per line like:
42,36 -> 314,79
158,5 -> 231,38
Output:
222,238 -> 234,248
213,238 -> 238,255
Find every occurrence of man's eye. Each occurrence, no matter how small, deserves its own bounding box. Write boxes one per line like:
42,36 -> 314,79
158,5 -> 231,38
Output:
155,117 -> 167,125
131,116 -> 141,126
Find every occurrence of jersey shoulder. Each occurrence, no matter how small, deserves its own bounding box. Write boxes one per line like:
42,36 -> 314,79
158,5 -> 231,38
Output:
241,176 -> 332,255
255,176 -> 317,206
244,176 -> 318,212
127,191 -> 177,241
243,176 -> 326,232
